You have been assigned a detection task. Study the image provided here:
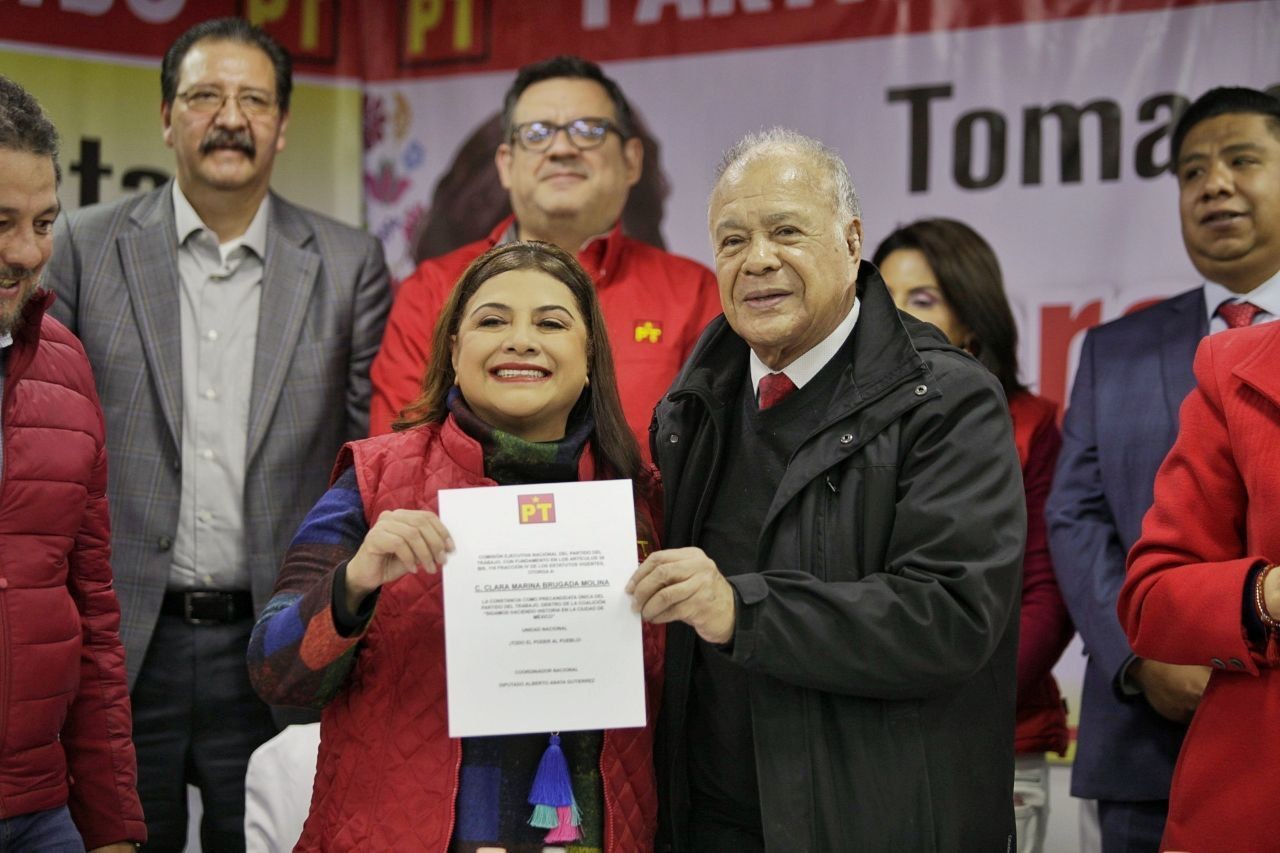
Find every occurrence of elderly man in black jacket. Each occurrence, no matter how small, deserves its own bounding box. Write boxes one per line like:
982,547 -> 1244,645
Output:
627,128 -> 1025,852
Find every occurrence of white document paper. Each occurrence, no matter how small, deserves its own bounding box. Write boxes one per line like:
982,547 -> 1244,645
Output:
438,479 -> 646,737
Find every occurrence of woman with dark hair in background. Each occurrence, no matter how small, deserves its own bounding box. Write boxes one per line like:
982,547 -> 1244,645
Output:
248,241 -> 663,852
874,218 -> 1073,853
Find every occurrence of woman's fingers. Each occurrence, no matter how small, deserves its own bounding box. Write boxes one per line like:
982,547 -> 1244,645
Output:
356,510 -> 457,587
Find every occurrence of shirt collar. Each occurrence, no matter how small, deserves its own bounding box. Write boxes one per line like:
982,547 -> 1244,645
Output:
576,225 -> 618,277
1203,266 -> 1280,323
498,218 -> 519,245
172,181 -> 270,260
749,296 -> 861,394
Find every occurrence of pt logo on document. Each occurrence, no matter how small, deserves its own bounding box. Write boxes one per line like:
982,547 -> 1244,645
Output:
518,493 -> 557,525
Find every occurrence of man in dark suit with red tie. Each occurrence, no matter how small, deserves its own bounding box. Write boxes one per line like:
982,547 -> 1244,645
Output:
1047,85 -> 1280,851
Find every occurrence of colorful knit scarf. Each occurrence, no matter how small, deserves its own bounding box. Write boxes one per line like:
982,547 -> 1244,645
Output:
447,386 -> 594,486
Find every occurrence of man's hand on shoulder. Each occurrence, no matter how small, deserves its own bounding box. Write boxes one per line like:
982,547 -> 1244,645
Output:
626,547 -> 735,644
89,844 -> 138,852
1130,658 -> 1211,723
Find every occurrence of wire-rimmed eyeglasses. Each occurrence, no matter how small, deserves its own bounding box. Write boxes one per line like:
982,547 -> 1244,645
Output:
176,87 -> 278,117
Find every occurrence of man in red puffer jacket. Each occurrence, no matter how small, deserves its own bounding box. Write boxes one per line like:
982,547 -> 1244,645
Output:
0,75 -> 144,852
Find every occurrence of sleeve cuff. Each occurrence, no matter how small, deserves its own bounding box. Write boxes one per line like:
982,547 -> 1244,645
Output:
1243,563 -> 1269,648
1116,654 -> 1144,698
725,575 -> 767,663
332,562 -> 379,637
711,584 -> 742,655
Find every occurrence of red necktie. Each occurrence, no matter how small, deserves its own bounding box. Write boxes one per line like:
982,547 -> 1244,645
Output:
758,372 -> 798,410
1217,300 -> 1262,329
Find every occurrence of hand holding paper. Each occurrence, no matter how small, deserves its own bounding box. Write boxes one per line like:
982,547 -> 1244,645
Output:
627,547 -> 736,645
346,509 -> 455,611
439,479 -> 646,737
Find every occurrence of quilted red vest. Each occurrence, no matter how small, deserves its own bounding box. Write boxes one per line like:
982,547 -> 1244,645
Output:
298,420 -> 662,851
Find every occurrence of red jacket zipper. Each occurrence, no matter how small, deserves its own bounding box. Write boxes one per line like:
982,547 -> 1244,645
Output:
442,739 -> 462,851
600,729 -> 617,852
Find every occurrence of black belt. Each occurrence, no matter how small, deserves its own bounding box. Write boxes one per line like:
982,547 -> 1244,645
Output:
161,590 -> 254,624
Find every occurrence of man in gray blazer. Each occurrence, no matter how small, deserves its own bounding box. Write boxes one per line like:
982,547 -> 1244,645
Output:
45,18 -> 390,851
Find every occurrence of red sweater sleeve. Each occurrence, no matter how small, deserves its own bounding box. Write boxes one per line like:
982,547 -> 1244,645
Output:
1015,406 -> 1074,697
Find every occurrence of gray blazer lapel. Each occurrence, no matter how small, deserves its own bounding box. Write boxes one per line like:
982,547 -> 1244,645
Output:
118,190 -> 183,453
1160,287 -> 1208,427
247,196 -> 320,464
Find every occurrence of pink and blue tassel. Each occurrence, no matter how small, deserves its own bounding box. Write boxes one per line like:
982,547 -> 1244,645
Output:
527,733 -> 581,843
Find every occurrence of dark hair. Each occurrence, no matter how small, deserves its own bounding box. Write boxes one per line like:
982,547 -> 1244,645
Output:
501,55 -> 635,140
872,218 -> 1025,398
0,75 -> 60,184
161,17 -> 293,113
395,241 -> 643,485
1171,86 -> 1280,165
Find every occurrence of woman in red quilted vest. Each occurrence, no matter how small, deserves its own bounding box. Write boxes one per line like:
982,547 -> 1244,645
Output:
249,241 -> 663,852
873,219 -> 1074,853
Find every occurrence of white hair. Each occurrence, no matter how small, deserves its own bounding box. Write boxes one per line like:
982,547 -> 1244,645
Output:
712,126 -> 860,220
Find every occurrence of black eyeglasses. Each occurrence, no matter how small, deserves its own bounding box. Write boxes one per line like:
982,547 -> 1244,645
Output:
510,117 -> 623,152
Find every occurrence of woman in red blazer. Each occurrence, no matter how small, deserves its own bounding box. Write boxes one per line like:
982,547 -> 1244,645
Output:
874,218 -> 1073,853
1122,320 -> 1280,852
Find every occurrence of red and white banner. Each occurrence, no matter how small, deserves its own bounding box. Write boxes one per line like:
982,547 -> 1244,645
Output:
362,0 -> 1279,413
